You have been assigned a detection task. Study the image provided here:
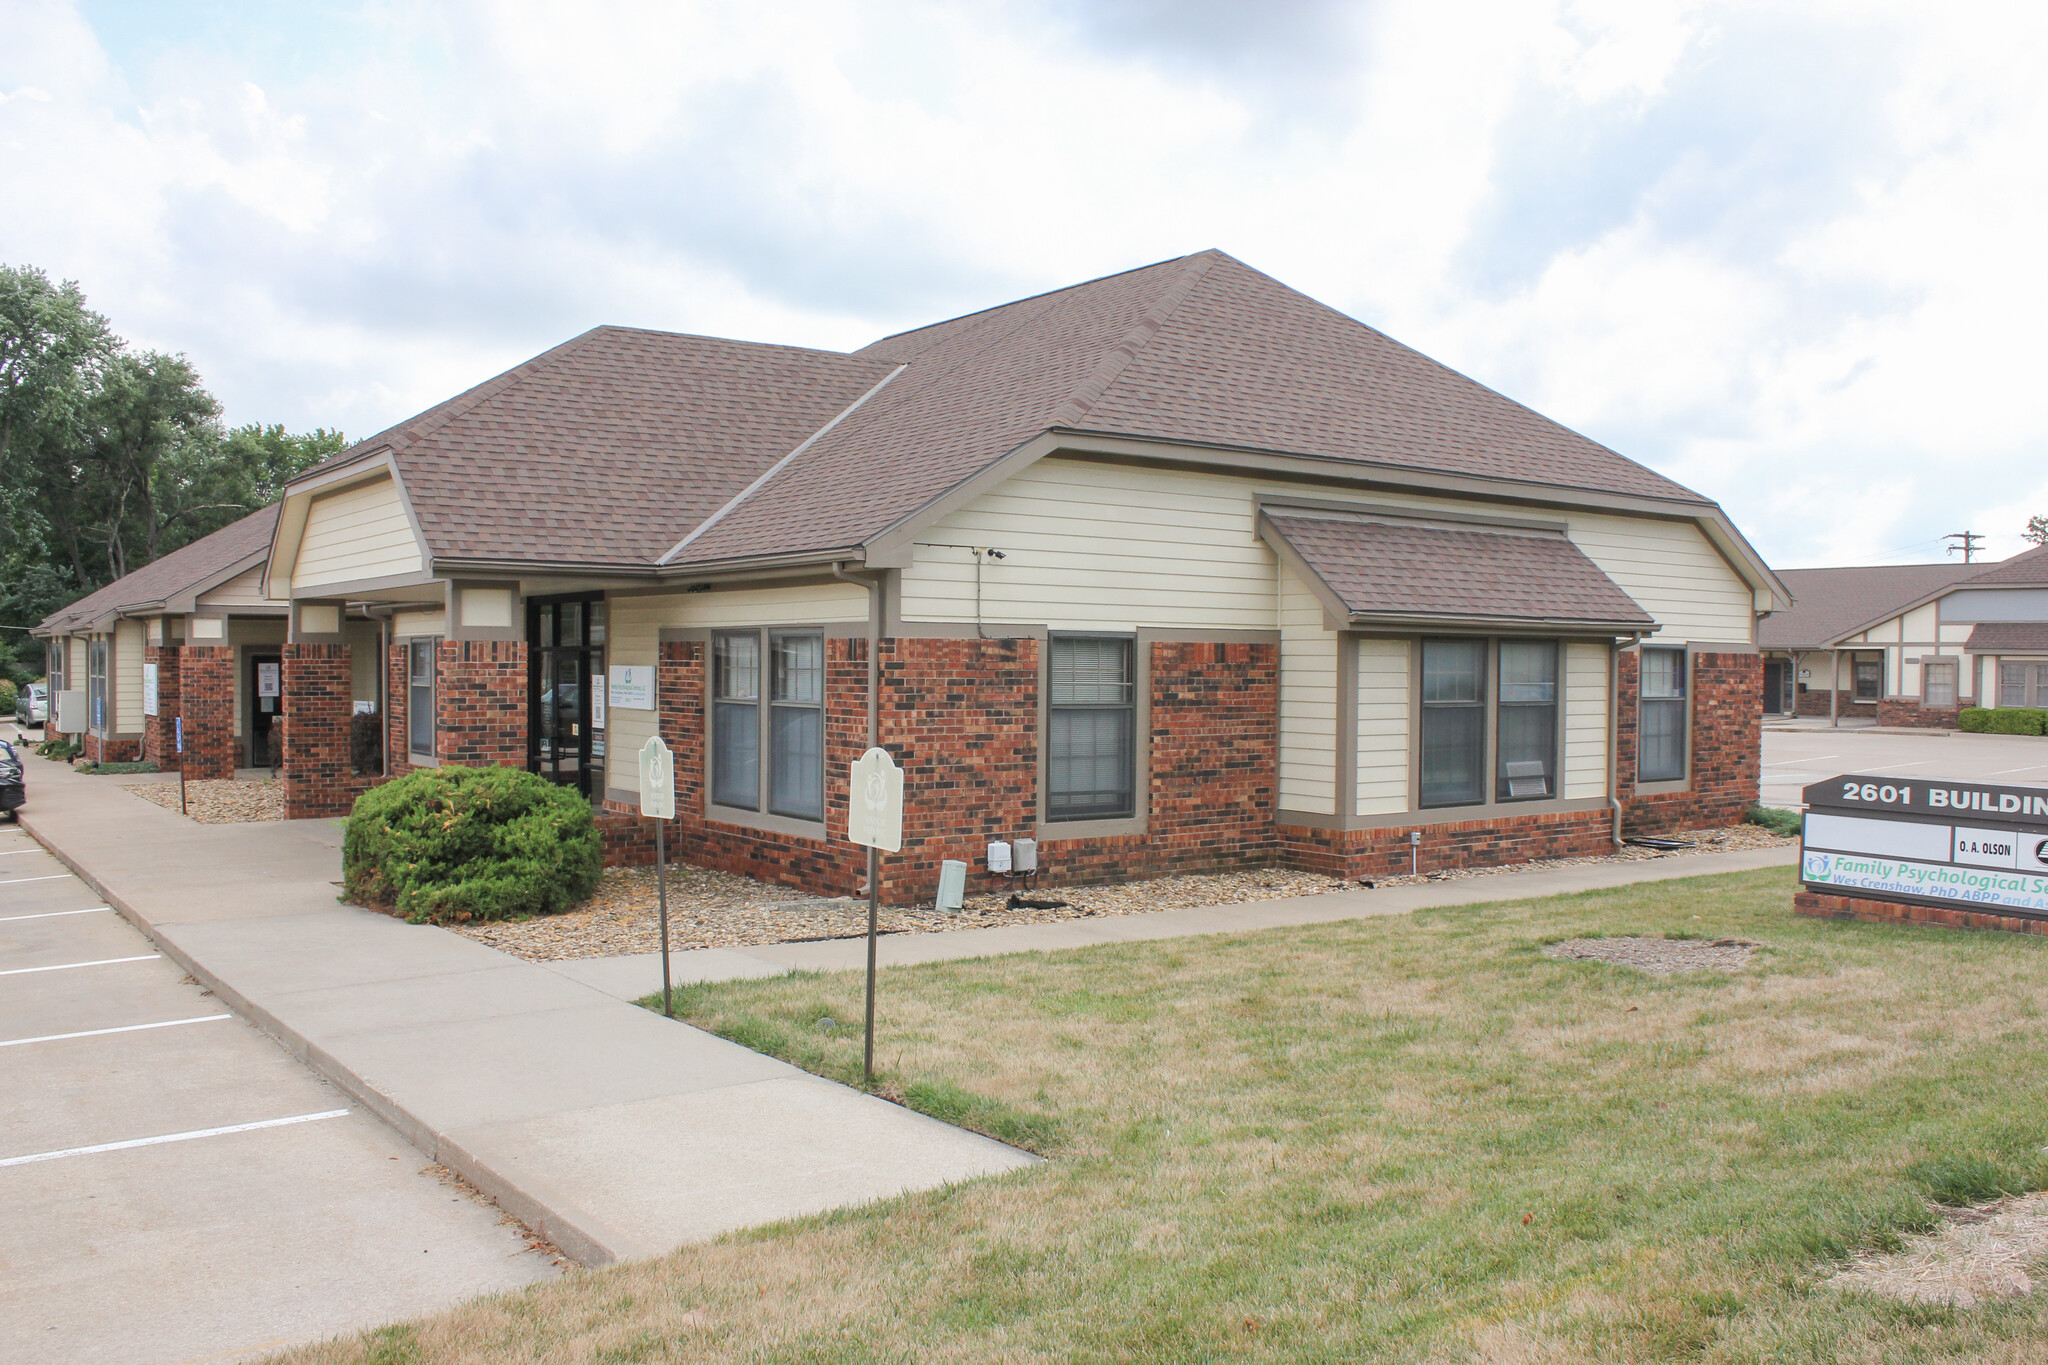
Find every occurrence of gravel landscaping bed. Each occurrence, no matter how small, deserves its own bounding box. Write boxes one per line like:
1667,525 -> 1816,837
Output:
1544,934 -> 1760,974
457,823 -> 1795,962
126,777 -> 285,823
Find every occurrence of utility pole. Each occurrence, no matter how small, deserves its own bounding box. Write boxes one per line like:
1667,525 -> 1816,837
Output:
1945,531 -> 1984,563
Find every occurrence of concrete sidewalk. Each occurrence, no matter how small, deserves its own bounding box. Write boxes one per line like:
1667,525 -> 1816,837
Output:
552,843 -> 1799,1000
14,752 -> 1034,1267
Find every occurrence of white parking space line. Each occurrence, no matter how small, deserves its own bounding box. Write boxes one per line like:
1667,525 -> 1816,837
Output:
1764,755 -> 1838,766
0,847 -> 50,855
0,906 -> 110,923
0,1015 -> 231,1048
0,1109 -> 351,1168
0,873 -> 75,886
1990,765 -> 2048,775
0,953 -> 159,977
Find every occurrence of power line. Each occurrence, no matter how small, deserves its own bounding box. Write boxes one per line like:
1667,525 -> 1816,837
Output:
1945,531 -> 1985,563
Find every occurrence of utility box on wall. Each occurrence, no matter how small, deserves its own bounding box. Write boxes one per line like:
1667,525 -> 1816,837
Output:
54,689 -> 86,734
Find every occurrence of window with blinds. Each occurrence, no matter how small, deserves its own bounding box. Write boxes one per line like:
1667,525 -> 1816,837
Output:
1639,647 -> 1687,781
1047,636 -> 1135,821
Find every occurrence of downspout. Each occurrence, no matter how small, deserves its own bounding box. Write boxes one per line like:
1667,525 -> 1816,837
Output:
1610,634 -> 1639,848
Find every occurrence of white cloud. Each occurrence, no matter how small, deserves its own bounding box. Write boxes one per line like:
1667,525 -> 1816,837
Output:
3,0 -> 2045,568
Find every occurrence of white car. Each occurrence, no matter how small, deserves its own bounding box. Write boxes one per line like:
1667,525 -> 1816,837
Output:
15,683 -> 46,727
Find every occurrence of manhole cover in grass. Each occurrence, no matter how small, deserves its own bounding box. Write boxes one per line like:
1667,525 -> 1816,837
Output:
1543,935 -> 1758,975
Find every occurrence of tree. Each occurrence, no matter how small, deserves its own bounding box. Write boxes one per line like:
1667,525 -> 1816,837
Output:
0,265 -> 115,469
2025,515 -> 2047,548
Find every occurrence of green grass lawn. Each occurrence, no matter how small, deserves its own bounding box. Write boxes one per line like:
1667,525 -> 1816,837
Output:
283,867 -> 2048,1363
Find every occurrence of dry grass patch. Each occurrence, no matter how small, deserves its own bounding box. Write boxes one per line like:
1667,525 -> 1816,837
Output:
280,867 -> 2048,1364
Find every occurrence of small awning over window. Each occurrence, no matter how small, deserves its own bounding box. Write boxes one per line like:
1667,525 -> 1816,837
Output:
1259,509 -> 1659,635
1965,623 -> 2048,654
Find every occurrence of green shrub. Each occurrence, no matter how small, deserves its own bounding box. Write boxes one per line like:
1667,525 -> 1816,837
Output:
0,679 -> 16,712
35,736 -> 80,760
74,760 -> 159,775
1960,706 -> 2048,736
343,765 -> 602,924
1743,803 -> 1803,838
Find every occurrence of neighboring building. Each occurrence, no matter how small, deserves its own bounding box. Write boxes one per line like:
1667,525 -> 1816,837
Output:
33,506 -> 383,773
59,251 -> 1791,898
1759,545 -> 2048,726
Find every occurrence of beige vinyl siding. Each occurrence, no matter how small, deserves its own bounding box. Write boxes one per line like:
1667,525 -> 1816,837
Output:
393,609 -> 446,638
896,457 -> 1753,642
293,477 -> 423,591
1278,566 -> 1336,815
68,637 -> 83,688
1939,621 -> 1974,644
1564,642 -> 1609,800
197,564 -> 274,609
1355,636 -> 1409,815
605,584 -> 871,791
1902,603 -> 1939,641
114,618 -> 145,730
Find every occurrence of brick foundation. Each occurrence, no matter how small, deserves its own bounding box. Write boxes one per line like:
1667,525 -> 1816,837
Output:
1877,697 -> 1960,730
179,646 -> 236,779
1794,891 -> 2048,937
1618,650 -> 1760,831
1279,808 -> 1617,880
80,731 -> 141,764
282,643 -> 376,819
143,645 -> 182,770
1794,687 -> 1878,719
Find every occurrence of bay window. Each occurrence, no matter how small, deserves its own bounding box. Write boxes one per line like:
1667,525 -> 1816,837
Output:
1639,647 -> 1687,782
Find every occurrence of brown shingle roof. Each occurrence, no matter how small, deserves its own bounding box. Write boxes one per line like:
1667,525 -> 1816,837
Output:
1261,511 -> 1656,631
670,251 -> 1707,566
38,505 -> 279,633
1756,562 -> 1982,650
1959,544 -> 2048,587
1966,623 -> 2048,654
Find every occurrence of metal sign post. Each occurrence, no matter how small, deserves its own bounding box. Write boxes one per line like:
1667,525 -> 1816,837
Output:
176,714 -> 186,816
847,746 -> 903,1084
639,735 -> 677,1016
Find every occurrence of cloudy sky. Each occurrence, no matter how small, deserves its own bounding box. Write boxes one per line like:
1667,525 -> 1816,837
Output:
4,0 -> 2045,568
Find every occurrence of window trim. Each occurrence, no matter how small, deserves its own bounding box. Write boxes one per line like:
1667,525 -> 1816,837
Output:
405,635 -> 439,765
706,626 -> 827,833
1037,631 -> 1149,839
1636,644 -> 1690,788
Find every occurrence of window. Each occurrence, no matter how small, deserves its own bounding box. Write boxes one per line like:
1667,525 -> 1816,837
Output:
1420,639 -> 1486,807
1497,641 -> 1558,800
87,637 -> 107,732
1854,657 -> 1882,700
1923,660 -> 1957,709
712,629 -> 824,822
408,640 -> 435,757
1047,635 -> 1136,821
1639,647 -> 1687,782
769,632 -> 823,819
47,641 -> 64,692
2003,662 -> 2027,707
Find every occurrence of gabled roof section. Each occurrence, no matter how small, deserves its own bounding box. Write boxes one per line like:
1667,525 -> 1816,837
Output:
298,328 -> 901,567
1758,562 -> 1982,650
37,505 -> 280,633
1260,509 -> 1657,633
1959,543 -> 2048,587
668,250 -> 1711,567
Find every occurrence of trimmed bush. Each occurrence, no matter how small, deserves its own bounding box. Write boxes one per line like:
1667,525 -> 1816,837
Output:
343,766 -> 602,924
1743,803 -> 1802,838
1960,706 -> 2047,736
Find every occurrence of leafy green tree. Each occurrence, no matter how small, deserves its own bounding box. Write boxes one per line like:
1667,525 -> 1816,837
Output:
2025,515 -> 2047,548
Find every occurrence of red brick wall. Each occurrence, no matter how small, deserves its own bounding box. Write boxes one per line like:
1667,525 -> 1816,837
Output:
1877,697 -> 1959,729
1795,687 -> 1878,719
1794,891 -> 2048,937
142,645 -> 181,770
1618,649 -> 1760,831
81,731 -> 141,764
386,643 -> 416,776
437,639 -> 527,767
179,645 -> 237,780
281,643 -> 375,819
1279,807 -> 1616,879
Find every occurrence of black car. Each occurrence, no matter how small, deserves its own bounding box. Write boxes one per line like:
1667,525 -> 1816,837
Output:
0,739 -> 23,820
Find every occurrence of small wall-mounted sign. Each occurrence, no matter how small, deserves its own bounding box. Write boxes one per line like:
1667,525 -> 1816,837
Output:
592,675 -> 606,730
143,663 -> 158,717
608,665 -> 653,710
258,662 -> 281,699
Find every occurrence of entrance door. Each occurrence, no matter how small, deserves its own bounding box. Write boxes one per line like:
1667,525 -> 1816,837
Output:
1763,659 -> 1787,714
529,598 -> 605,796
250,654 -> 282,769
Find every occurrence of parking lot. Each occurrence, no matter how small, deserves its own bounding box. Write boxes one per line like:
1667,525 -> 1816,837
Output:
0,813 -> 555,1364
1761,725 -> 2048,811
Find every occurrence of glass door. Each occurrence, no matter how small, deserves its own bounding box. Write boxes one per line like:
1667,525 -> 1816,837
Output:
528,597 -> 605,795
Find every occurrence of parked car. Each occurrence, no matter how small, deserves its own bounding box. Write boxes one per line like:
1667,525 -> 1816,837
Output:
14,682 -> 46,728
0,738 -> 24,819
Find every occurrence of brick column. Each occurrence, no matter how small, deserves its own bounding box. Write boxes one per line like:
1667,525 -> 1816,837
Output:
282,642 -> 373,819
1619,649 -> 1762,831
142,645 -> 182,770
436,640 -> 528,767
178,645 -> 236,779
